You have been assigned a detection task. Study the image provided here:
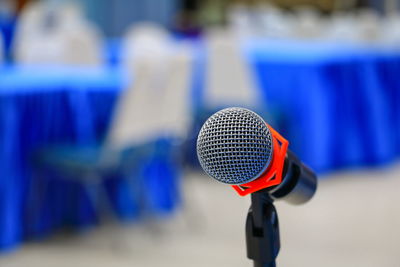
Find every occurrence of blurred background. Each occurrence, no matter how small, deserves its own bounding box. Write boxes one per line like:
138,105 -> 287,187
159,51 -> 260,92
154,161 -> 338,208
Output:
1,0 -> 400,266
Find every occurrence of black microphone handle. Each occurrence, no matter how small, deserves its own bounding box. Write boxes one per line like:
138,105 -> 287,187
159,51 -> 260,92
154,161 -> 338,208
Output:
269,149 -> 317,205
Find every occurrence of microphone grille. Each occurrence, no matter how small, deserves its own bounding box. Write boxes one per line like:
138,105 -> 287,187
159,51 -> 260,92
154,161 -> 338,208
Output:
197,107 -> 273,185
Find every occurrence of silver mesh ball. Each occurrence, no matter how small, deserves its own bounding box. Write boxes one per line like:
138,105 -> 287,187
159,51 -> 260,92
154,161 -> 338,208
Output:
197,107 -> 273,185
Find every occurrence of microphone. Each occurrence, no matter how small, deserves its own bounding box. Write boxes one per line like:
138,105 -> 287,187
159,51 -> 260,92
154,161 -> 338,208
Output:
196,107 -> 317,204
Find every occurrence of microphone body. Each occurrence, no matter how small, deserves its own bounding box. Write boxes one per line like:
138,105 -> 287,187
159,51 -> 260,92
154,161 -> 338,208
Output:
196,107 -> 317,203
196,107 -> 317,266
269,149 -> 317,204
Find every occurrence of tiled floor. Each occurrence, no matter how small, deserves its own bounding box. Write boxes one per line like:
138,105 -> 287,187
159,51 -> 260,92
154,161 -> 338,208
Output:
1,164 -> 400,267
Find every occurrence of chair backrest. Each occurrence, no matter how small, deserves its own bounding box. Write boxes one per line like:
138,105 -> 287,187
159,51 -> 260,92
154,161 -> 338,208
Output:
385,0 -> 400,14
255,3 -> 295,39
159,43 -> 193,141
13,1 -> 102,66
323,9 -> 382,45
355,9 -> 381,44
203,28 -> 260,110
227,4 -> 256,38
322,12 -> 359,43
294,7 -> 325,40
380,12 -> 400,47
105,54 -> 168,150
105,23 -> 193,150
122,22 -> 170,71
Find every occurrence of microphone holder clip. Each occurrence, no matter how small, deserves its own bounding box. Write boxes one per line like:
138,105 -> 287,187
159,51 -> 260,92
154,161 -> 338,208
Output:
232,125 -> 288,196
246,191 -> 280,267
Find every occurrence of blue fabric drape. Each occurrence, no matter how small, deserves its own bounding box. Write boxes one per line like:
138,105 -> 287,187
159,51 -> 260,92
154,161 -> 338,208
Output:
0,66 -> 180,250
248,40 -> 400,172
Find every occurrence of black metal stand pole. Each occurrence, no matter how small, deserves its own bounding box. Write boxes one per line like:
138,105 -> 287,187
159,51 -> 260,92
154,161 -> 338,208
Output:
246,191 -> 280,267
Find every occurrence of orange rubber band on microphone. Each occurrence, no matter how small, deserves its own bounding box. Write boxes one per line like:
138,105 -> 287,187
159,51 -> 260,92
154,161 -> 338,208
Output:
231,124 -> 289,196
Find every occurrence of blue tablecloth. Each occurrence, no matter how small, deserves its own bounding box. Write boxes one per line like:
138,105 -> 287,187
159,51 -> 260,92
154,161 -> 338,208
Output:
245,40 -> 400,172
186,39 -> 400,172
0,66 -> 180,250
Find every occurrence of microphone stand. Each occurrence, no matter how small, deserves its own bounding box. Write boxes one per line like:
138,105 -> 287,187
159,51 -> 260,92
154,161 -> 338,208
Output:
246,190 -> 280,267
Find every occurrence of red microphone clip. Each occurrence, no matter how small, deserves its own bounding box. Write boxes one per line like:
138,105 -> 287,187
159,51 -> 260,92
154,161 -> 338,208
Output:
231,124 -> 289,196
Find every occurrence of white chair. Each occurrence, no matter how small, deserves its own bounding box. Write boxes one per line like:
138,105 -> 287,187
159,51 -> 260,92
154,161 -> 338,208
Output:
323,9 -> 382,46
384,0 -> 400,14
255,3 -> 295,39
380,12 -> 400,48
108,23 -> 173,150
122,22 -> 171,71
13,1 -> 103,66
322,12 -> 360,44
227,4 -> 257,38
30,24 -> 192,238
109,22 -> 193,150
107,24 -> 194,228
158,43 -> 193,141
203,28 -> 261,111
355,9 -> 381,45
106,54 -> 170,150
57,3 -> 103,66
381,1 -> 400,48
293,7 -> 325,40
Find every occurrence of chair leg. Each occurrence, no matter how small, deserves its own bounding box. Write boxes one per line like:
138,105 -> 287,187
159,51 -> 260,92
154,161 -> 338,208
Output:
98,178 -> 119,223
83,174 -> 136,254
82,174 -> 119,225
26,168 -> 49,238
176,169 -> 207,232
81,176 -> 103,225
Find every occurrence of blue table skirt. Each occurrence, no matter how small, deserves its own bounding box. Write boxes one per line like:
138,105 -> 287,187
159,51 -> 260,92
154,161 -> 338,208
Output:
244,39 -> 400,172
186,39 -> 400,172
0,66 -> 180,250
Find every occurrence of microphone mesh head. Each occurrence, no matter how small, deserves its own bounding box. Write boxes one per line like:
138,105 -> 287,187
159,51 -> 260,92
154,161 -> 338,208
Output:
197,107 -> 273,185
